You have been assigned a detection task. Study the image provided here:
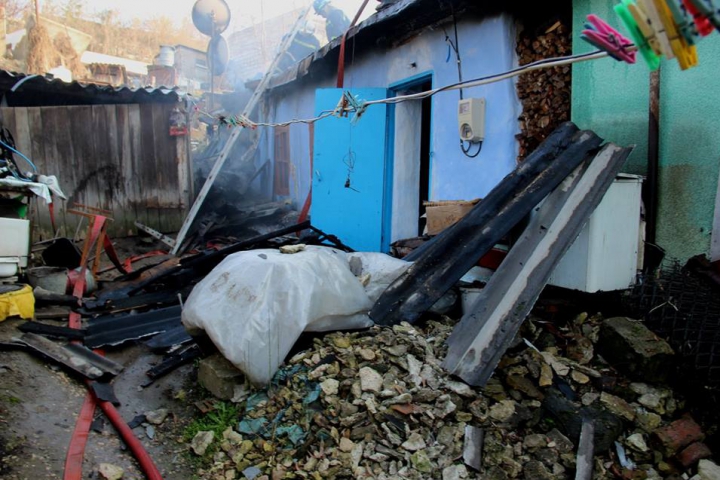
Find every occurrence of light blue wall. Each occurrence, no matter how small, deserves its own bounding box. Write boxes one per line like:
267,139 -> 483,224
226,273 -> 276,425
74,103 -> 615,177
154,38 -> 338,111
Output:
266,14 -> 521,214
572,0 -> 720,262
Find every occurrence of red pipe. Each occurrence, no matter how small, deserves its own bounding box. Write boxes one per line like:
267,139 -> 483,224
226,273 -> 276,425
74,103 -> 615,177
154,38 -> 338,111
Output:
336,0 -> 372,88
64,217 -> 164,480
63,391 -> 96,479
96,398 -> 164,480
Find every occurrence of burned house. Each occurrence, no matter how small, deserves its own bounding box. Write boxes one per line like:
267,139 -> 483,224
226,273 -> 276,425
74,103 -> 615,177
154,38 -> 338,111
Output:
255,0 -> 576,252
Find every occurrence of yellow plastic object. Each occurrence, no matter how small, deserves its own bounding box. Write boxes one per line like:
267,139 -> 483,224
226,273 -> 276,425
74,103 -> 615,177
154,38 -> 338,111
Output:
653,0 -> 699,69
0,285 -> 35,321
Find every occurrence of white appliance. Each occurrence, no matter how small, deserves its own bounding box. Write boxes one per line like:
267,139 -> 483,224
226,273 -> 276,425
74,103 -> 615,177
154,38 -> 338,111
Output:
548,174 -> 643,293
0,218 -> 30,278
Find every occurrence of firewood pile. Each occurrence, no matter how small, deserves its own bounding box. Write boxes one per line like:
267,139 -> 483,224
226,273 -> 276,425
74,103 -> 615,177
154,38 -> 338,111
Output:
516,21 -> 572,162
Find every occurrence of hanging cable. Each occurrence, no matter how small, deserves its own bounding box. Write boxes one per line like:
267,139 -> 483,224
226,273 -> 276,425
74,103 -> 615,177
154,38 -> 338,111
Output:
202,48 -> 613,129
444,8 -> 483,158
461,140 -> 482,158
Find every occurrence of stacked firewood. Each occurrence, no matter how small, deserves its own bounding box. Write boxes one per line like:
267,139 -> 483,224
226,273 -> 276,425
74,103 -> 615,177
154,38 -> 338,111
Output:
516,21 -> 572,162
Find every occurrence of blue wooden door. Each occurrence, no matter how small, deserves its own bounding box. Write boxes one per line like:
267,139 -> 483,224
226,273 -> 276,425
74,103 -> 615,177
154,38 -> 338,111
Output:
312,88 -> 390,252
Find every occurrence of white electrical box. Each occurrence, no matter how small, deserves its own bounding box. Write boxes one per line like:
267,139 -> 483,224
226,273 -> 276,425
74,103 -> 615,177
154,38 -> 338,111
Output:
548,174 -> 643,293
458,98 -> 486,143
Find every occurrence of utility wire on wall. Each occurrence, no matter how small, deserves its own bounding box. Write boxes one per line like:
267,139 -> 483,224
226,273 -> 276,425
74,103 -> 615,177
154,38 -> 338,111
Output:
198,49 -> 613,129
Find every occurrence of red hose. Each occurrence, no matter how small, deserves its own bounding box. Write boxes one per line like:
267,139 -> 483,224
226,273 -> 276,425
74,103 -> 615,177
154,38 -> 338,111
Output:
97,398 -> 164,480
64,216 -> 164,480
63,391 -> 96,479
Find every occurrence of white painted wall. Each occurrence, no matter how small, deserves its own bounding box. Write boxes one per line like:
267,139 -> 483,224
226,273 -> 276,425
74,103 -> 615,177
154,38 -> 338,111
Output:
391,100 -> 422,241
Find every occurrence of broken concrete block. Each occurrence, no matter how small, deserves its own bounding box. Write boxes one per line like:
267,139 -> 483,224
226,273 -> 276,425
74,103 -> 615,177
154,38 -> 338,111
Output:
699,459 -> 720,480
677,442 -> 712,468
359,367 -> 383,393
98,463 -> 124,480
191,430 -> 214,455
653,415 -> 705,456
144,408 -> 169,425
198,353 -> 245,400
597,317 -> 674,383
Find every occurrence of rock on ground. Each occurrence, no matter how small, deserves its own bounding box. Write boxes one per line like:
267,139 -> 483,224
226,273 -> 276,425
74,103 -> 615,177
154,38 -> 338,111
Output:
98,463 -> 124,480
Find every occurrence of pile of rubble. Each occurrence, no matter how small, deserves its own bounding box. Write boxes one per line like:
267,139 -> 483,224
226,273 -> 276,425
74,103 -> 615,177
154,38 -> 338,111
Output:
186,313 -> 720,480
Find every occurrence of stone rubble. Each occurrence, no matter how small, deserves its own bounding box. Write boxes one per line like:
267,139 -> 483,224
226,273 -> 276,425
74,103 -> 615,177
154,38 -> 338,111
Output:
184,314 -> 715,479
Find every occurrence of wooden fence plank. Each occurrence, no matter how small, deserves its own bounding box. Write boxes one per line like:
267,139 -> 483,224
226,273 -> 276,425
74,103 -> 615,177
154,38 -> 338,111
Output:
116,104 -> 139,236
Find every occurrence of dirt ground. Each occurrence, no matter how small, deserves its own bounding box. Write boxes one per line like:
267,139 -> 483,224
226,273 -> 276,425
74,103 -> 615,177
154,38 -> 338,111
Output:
0,316 -> 199,479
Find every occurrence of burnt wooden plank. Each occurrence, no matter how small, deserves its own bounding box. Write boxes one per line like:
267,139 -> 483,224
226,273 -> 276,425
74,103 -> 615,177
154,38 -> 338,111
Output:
47,107 -> 78,237
68,106 -> 96,235
116,104 -> 139,236
442,143 -> 634,387
152,103 -> 170,233
139,103 -> 160,231
370,123 -> 593,326
102,104 -> 127,237
91,105 -> 113,213
25,107 -> 53,240
127,104 -> 149,229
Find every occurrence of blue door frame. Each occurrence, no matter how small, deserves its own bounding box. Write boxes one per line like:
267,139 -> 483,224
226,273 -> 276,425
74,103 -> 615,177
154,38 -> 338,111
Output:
385,71 -> 434,245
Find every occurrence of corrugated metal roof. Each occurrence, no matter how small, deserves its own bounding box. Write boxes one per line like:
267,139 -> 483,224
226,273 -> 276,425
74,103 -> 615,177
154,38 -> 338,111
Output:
0,70 -> 185,107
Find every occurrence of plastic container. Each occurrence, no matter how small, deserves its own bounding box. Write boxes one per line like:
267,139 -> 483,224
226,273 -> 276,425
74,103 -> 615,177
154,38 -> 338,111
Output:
0,218 -> 30,278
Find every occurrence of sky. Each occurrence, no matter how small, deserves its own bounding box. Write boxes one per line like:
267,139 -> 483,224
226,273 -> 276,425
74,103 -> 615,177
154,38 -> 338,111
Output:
40,0 -> 375,33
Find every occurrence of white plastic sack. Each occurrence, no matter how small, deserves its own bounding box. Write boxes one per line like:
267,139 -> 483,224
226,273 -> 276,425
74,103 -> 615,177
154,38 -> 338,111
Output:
182,247 -> 409,386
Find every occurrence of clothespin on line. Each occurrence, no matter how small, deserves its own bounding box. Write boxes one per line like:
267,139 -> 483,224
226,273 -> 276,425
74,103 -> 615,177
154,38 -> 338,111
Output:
652,0 -> 698,69
666,0 -> 700,45
687,0 -> 720,31
637,0 -> 676,59
683,0 -> 715,36
581,14 -> 637,64
615,0 -> 662,69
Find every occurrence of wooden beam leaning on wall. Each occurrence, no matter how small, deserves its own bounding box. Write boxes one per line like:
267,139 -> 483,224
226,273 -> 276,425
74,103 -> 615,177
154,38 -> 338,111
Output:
442,142 -> 634,387
370,123 -> 602,326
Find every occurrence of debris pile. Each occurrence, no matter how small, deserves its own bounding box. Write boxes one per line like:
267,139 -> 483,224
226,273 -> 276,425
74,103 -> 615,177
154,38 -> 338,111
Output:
185,313 -> 716,480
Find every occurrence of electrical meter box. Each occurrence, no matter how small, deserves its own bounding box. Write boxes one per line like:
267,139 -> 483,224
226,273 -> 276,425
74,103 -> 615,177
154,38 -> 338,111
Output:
458,98 -> 486,143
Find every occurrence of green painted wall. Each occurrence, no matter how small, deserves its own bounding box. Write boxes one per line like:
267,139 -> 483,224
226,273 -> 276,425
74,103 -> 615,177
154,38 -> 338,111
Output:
572,0 -> 720,261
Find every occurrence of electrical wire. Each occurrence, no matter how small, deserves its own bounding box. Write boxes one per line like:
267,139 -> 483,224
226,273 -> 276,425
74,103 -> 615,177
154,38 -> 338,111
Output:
203,49 -> 612,129
461,140 -> 483,158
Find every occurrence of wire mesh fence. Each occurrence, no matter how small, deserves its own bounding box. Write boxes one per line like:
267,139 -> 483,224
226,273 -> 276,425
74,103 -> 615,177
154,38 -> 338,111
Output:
625,261 -> 720,388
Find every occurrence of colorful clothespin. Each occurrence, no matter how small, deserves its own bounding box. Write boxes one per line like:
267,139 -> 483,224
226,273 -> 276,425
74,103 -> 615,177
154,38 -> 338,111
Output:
687,0 -> 720,31
581,14 -> 636,63
627,1 -> 664,55
615,0 -> 662,69
683,0 -> 715,36
666,0 -> 700,44
653,0 -> 698,69
637,0 -> 676,59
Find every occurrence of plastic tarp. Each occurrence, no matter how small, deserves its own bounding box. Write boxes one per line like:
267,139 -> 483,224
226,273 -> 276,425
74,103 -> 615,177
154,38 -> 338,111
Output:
182,247 -> 410,385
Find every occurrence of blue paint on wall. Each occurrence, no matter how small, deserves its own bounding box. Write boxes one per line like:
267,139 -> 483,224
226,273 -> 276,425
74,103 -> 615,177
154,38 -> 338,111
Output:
312,88 -> 390,252
266,14 -> 521,249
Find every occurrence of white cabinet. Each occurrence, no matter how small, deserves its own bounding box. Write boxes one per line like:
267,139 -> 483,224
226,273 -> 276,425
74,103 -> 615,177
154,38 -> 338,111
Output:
548,174 -> 643,293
